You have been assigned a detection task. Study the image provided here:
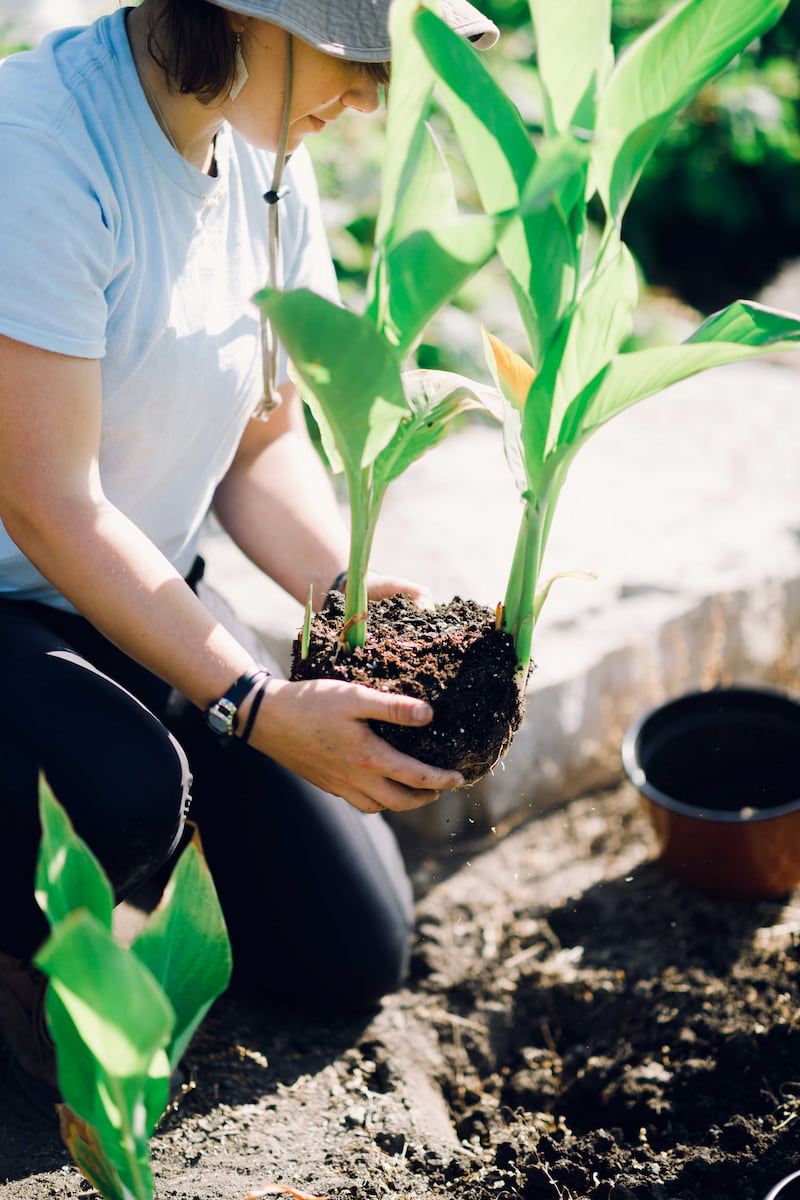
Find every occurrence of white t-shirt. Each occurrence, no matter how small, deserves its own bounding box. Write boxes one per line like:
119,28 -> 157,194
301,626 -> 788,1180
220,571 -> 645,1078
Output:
0,9 -> 338,608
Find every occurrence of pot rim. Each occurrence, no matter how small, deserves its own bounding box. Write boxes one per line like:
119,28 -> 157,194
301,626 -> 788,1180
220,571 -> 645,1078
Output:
764,1168 -> 800,1200
622,685 -> 800,824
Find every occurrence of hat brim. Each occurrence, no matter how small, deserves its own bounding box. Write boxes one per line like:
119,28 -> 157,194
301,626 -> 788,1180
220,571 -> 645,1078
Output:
205,0 -> 499,62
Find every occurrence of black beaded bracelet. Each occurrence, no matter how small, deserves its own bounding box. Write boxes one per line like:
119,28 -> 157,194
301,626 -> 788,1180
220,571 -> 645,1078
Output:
240,673 -> 271,744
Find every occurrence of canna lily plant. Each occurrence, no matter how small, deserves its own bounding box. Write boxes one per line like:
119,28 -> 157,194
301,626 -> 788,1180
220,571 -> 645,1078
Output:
402,0 -> 800,684
257,284 -> 502,650
255,5 -> 588,650
34,780 -> 231,1200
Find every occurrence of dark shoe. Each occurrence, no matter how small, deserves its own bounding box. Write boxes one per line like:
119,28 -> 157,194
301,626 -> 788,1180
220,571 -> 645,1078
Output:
0,949 -> 60,1113
0,950 -> 189,1120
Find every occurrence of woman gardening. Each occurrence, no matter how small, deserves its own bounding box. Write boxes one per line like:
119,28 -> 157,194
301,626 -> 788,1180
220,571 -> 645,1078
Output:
0,0 -> 498,1107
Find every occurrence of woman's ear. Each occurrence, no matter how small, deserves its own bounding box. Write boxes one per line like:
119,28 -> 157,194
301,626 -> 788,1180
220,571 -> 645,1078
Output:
222,8 -> 246,34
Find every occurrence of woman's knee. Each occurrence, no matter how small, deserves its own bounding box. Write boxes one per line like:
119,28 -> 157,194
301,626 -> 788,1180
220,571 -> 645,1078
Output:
330,911 -> 414,1011
75,723 -> 191,898
0,607 -> 191,904
229,880 -> 414,1013
37,691 -> 191,898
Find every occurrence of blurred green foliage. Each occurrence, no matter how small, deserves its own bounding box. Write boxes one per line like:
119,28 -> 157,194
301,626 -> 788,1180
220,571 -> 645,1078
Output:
483,0 -> 800,313
0,37 -> 30,55
309,109 -> 386,305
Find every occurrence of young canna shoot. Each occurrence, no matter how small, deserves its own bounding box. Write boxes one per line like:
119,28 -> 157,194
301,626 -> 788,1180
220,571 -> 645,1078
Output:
34,778 -> 232,1200
406,0 -> 800,681
255,284 -> 502,649
255,0 -> 588,651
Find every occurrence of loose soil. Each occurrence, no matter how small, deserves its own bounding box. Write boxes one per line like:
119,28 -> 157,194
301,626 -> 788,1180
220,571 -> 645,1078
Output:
2,781 -> 800,1200
290,594 -> 524,785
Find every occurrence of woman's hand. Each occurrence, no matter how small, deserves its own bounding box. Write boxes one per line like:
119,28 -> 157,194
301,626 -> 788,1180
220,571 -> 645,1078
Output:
243,676 -> 462,814
364,570 -> 435,611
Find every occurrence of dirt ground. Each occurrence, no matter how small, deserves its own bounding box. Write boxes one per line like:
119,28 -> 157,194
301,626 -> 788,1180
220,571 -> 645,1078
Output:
2,781 -> 800,1200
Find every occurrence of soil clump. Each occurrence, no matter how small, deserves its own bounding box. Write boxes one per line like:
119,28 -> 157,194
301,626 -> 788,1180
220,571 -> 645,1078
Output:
290,593 -> 524,785
1,782 -> 799,1199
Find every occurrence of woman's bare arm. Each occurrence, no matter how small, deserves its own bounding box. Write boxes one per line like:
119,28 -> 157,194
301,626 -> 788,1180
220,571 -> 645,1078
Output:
0,336 -> 462,811
214,382 -> 435,609
212,383 -> 350,608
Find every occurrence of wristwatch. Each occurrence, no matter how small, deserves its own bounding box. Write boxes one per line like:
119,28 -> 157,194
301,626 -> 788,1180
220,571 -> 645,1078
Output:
203,665 -> 269,736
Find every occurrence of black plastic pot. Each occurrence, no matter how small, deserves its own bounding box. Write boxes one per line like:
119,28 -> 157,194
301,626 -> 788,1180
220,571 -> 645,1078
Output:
622,686 -> 800,899
765,1168 -> 800,1199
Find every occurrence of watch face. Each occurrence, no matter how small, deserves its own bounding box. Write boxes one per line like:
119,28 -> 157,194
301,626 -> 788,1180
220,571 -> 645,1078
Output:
206,698 -> 236,736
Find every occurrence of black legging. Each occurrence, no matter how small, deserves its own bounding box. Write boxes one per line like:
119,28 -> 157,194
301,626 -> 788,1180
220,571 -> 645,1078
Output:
0,570 -> 413,1012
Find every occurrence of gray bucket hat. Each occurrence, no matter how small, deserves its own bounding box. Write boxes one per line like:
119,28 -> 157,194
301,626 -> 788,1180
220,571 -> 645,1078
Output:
205,0 -> 500,62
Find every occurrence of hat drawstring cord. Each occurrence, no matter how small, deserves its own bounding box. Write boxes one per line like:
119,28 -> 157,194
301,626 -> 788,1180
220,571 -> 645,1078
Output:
255,33 -> 293,419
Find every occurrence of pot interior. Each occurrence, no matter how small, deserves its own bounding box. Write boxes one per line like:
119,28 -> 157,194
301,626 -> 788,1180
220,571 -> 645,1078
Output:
626,688 -> 800,816
765,1171 -> 800,1200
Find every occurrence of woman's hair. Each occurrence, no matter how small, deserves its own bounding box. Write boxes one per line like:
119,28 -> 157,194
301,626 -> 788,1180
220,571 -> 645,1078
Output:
148,0 -> 237,102
147,0 -> 390,104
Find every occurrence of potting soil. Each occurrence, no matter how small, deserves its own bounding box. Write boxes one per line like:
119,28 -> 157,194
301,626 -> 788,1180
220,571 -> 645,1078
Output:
289,593 -> 524,785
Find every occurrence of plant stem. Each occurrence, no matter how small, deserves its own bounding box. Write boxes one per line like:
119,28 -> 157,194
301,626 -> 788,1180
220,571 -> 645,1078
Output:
343,475 -> 385,650
502,499 -> 545,679
112,1090 -> 154,1200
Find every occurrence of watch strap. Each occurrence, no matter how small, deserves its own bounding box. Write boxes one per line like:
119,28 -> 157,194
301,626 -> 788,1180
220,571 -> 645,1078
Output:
240,673 -> 271,744
204,665 -> 269,736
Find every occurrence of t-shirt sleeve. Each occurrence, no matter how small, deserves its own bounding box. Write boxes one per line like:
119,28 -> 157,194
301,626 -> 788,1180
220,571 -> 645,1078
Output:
0,124 -> 113,358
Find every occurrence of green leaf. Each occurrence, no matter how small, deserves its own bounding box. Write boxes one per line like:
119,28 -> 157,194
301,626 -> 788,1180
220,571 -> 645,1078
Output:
36,909 -> 173,1191
374,369 -> 503,488
59,1104 -> 145,1200
382,119 -> 455,248
414,8 -> 533,213
255,288 -> 407,473
577,315 -> 800,436
516,316 -> 574,497
36,777 -> 114,933
35,911 -> 174,1094
131,827 -> 232,1073
300,583 -> 313,659
517,133 -> 591,215
553,363 -> 611,462
374,0 -> 437,247
372,217 -> 502,358
413,6 -> 581,365
531,0 -> 613,137
551,237 -> 639,449
594,0 -> 791,223
687,299 -> 800,346
367,106 -> 511,359
46,986 -> 108,1138
532,569 -> 598,625
32,798 -> 232,1199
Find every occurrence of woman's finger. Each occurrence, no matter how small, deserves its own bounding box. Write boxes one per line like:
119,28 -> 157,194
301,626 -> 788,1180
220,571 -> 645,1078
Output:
351,684 -> 433,727
365,572 -> 435,611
